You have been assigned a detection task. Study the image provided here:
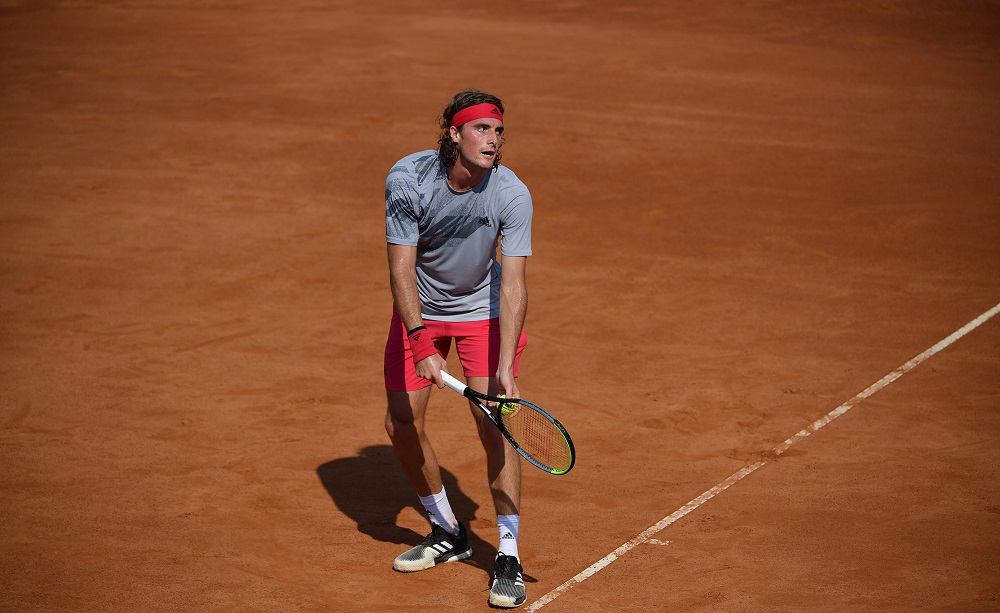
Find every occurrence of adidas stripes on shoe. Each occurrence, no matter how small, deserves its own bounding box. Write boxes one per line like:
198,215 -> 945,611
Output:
489,553 -> 526,608
393,522 -> 472,572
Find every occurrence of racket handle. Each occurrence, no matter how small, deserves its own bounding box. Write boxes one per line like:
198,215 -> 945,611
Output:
440,371 -> 467,395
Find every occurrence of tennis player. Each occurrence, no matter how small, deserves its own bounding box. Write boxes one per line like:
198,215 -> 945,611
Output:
383,89 -> 532,608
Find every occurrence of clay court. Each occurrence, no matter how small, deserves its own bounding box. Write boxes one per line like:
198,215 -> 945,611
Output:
2,1 -> 999,611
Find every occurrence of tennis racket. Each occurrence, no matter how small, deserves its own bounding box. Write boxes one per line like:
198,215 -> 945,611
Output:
440,371 -> 576,475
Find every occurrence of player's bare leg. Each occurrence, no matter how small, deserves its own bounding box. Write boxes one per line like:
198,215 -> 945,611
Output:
468,375 -> 526,608
385,387 -> 440,497
386,387 -> 472,572
466,376 -> 522,516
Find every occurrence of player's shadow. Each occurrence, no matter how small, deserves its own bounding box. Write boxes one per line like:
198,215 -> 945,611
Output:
316,444 -> 500,573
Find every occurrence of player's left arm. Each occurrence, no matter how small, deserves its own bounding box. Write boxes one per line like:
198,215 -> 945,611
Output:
497,254 -> 527,399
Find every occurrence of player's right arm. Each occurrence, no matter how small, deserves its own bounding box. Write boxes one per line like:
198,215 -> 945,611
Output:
387,243 -> 446,387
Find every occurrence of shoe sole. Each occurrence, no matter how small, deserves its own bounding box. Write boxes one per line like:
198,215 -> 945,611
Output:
488,591 -> 527,608
393,547 -> 472,572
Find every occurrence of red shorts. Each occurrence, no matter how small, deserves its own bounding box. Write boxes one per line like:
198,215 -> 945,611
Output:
384,310 -> 528,392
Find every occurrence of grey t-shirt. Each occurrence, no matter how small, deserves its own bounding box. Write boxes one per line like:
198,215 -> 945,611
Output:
385,150 -> 533,322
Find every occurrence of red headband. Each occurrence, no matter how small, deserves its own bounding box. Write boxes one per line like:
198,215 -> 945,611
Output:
450,103 -> 503,128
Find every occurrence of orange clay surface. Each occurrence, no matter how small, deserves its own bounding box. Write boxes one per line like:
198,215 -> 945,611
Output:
2,2 -> 999,612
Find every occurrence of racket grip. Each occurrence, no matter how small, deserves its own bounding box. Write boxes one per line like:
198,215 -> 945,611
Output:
440,371 -> 467,394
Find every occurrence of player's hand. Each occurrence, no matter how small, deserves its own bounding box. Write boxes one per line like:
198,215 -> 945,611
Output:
497,367 -> 520,400
416,353 -> 448,388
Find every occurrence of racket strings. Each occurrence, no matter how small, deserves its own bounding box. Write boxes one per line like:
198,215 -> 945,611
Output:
500,405 -> 572,473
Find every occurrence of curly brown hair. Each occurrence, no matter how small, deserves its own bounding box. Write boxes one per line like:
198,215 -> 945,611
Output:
437,89 -> 505,169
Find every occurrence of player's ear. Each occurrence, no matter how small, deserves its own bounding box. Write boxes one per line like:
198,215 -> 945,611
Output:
449,125 -> 461,145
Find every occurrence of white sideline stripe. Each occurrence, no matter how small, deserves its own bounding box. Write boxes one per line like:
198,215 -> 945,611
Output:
526,302 -> 1000,612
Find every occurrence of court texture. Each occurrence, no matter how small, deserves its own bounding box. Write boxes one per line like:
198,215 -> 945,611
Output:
1,2 -> 998,611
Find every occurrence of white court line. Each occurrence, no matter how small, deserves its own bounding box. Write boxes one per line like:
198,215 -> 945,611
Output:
527,301 -> 1000,612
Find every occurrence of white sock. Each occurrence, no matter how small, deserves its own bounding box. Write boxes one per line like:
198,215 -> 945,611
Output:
419,487 -> 459,535
497,514 -> 520,559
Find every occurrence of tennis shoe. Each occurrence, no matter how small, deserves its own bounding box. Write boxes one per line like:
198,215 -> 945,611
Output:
489,553 -> 526,608
393,522 -> 472,572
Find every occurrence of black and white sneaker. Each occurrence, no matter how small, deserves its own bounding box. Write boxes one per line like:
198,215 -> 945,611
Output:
489,553 -> 526,608
393,522 -> 472,572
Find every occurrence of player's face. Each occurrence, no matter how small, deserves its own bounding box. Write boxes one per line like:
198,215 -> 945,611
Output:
451,118 -> 504,170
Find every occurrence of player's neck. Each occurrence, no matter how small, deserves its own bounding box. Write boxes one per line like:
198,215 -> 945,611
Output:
446,158 -> 488,192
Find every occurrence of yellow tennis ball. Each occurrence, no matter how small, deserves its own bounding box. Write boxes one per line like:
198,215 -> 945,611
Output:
498,394 -> 518,415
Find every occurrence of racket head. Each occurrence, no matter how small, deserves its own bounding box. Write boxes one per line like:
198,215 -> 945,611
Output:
464,387 -> 576,475
496,398 -> 576,475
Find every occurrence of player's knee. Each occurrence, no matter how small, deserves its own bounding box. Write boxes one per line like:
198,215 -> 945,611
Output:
476,418 -> 506,449
384,411 -> 404,439
385,409 -> 420,443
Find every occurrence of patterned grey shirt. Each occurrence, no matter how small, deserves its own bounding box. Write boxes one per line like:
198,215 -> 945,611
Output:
386,150 -> 533,322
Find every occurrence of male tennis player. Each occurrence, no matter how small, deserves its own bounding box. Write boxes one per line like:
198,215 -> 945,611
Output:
383,89 -> 532,608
